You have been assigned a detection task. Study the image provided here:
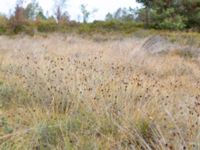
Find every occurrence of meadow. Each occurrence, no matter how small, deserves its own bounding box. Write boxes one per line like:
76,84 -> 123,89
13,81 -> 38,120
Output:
0,33 -> 199,149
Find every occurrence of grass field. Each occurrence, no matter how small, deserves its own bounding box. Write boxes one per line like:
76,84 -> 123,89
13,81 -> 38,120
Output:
0,33 -> 200,150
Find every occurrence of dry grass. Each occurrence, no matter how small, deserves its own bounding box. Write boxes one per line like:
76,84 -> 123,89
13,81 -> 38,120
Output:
0,33 -> 200,150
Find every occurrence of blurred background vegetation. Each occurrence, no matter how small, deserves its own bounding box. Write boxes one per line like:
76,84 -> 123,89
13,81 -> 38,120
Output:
1,0 -> 200,35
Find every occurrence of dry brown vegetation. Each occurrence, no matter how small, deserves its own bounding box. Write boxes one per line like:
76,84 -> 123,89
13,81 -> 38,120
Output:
0,33 -> 200,149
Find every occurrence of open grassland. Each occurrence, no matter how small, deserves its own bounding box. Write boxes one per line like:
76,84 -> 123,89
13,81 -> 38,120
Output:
0,33 -> 200,149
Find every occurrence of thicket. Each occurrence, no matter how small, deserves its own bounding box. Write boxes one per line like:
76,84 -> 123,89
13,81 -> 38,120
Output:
136,0 -> 200,30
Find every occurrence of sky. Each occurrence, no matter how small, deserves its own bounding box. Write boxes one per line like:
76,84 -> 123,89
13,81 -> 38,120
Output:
0,0 -> 141,21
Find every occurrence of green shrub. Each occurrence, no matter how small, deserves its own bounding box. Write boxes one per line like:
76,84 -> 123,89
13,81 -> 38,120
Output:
0,15 -> 8,34
37,19 -> 57,32
159,15 -> 186,30
7,21 -> 33,34
23,23 -> 36,36
151,8 -> 187,30
78,21 -> 142,34
13,24 -> 26,33
77,24 -> 91,34
0,26 -> 6,34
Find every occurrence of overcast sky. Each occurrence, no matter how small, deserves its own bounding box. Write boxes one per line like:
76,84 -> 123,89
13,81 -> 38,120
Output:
0,0 -> 141,21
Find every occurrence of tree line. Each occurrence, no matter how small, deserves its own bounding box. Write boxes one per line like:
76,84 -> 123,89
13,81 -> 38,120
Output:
1,0 -> 200,34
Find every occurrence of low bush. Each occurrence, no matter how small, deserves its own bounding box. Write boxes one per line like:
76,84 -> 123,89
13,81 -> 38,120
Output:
37,19 -> 58,32
0,15 -> 8,34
